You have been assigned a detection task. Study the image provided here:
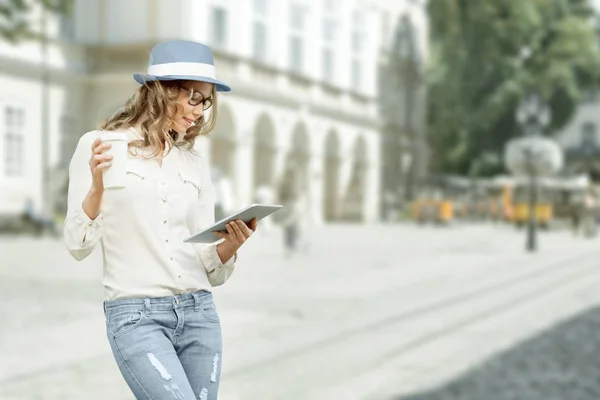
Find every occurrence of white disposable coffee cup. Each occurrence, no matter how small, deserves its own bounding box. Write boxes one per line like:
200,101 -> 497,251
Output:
100,132 -> 128,190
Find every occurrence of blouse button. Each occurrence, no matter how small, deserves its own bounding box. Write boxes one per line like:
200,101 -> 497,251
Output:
162,198 -> 167,203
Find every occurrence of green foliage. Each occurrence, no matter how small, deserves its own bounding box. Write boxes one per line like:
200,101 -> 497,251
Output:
427,0 -> 600,177
0,0 -> 73,42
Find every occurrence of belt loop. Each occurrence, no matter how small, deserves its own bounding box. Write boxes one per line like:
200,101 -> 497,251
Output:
144,298 -> 151,315
192,292 -> 200,312
102,301 -> 107,316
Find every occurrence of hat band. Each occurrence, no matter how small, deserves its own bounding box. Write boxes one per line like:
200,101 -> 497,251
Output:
147,62 -> 216,79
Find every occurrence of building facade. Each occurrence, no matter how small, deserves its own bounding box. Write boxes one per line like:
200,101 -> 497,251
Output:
0,0 -> 428,224
554,98 -> 600,181
554,6 -> 600,181
377,0 -> 429,217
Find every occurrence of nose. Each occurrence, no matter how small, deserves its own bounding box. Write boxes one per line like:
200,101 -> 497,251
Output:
192,106 -> 203,118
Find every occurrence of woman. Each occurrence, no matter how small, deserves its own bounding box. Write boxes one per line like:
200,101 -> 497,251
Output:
63,40 -> 256,400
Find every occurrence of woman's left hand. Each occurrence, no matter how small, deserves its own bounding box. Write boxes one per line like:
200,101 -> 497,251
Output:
213,218 -> 258,261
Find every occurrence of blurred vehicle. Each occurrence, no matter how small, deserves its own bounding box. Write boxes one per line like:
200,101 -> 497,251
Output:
504,175 -> 590,230
411,176 -> 458,225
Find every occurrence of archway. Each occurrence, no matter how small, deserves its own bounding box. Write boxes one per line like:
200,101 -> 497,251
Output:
323,130 -> 341,221
283,122 -> 311,194
209,104 -> 236,218
210,104 -> 236,180
343,136 -> 368,221
252,114 -> 277,196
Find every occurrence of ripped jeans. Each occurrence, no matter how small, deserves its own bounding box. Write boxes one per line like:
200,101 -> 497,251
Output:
103,290 -> 222,400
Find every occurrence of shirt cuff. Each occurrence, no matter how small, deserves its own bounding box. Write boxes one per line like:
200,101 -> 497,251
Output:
199,242 -> 237,274
73,208 -> 103,244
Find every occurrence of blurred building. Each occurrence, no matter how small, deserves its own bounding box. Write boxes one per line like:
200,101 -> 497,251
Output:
377,0 -> 429,218
554,6 -> 600,182
554,93 -> 600,181
0,0 -> 428,224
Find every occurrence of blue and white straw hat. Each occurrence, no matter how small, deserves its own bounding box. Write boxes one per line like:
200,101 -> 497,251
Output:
133,40 -> 231,92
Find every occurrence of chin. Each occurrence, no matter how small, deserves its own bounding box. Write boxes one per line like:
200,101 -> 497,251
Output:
172,124 -> 187,134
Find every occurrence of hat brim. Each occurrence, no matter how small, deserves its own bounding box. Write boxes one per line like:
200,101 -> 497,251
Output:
133,74 -> 231,92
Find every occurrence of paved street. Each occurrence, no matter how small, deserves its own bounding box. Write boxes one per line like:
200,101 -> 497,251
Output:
1,223 -> 600,399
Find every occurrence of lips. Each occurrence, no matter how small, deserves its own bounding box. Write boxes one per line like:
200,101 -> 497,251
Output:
184,117 -> 195,127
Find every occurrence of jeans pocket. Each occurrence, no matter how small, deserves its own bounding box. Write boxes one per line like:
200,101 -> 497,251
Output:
108,310 -> 146,338
200,303 -> 220,323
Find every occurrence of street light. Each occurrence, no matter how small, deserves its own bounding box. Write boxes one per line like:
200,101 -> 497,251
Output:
505,92 -> 563,252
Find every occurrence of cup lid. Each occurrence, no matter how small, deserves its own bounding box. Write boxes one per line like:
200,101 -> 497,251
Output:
100,132 -> 128,141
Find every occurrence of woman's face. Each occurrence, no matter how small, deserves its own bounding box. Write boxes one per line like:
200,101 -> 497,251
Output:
172,81 -> 214,134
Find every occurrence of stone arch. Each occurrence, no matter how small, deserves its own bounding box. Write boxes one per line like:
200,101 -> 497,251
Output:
342,135 -> 369,221
323,129 -> 341,221
283,122 -> 311,194
209,104 -> 237,219
210,103 -> 237,180
252,113 -> 277,198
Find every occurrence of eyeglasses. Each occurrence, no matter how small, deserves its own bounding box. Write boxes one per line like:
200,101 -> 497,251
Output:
181,86 -> 213,111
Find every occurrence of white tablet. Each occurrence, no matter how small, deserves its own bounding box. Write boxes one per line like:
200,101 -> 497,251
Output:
183,204 -> 283,244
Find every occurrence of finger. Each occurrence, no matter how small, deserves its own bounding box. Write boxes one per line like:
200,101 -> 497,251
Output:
236,220 -> 253,237
231,221 -> 247,241
225,223 -> 236,239
95,161 -> 112,171
91,138 -> 102,150
93,154 -> 112,163
212,231 -> 226,238
249,218 -> 258,231
93,143 -> 111,154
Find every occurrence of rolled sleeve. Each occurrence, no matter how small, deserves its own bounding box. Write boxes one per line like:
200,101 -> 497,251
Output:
63,131 -> 104,261
64,207 -> 104,260
198,242 -> 236,273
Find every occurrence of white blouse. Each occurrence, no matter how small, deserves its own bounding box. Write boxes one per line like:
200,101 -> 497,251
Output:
63,127 -> 235,301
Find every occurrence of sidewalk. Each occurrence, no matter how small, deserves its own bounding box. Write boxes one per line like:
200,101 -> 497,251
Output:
0,223 -> 598,399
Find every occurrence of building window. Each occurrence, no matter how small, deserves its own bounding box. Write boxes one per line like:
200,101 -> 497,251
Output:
59,13 -> 75,41
322,2 -> 338,83
288,3 -> 306,73
351,31 -> 364,53
211,6 -> 228,48
351,59 -> 361,88
4,106 -> 25,177
350,10 -> 365,90
290,36 -> 303,73
581,122 -> 597,149
324,0 -> 338,12
253,0 -> 269,61
290,3 -> 305,30
322,48 -> 333,82
254,0 -> 268,14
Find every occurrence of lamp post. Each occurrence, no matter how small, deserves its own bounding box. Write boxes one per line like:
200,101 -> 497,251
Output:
505,92 -> 562,252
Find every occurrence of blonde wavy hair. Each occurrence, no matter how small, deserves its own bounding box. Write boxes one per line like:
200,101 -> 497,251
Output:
100,80 -> 218,157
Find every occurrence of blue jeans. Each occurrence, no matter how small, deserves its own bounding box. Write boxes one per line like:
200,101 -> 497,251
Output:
103,290 -> 222,400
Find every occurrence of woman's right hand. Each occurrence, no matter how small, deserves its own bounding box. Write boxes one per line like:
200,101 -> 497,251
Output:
89,138 -> 113,193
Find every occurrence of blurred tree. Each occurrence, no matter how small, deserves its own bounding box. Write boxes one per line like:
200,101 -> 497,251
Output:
427,0 -> 600,176
0,0 -> 73,42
